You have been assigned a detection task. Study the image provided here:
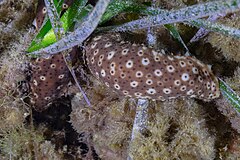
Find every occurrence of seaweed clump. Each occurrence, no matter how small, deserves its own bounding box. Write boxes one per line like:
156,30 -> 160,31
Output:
207,12 -> 240,62
0,0 -> 35,52
70,76 -> 217,159
129,99 -> 216,160
70,77 -> 136,159
0,28 -> 34,130
0,126 -> 63,159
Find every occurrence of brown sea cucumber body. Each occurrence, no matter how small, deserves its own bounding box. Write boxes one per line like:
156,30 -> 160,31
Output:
85,33 -> 220,101
29,0 -> 76,111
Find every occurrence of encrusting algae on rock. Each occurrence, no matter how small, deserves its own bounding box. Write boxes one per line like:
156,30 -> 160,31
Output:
85,33 -> 220,101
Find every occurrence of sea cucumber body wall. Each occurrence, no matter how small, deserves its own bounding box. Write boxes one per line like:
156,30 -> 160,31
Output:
85,33 -> 220,101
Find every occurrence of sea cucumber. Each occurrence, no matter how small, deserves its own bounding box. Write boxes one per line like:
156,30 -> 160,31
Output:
29,0 -> 76,111
35,0 -> 73,30
85,33 -> 220,101
29,47 -> 78,111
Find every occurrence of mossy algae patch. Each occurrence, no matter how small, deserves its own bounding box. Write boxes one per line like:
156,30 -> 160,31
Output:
207,12 -> 240,62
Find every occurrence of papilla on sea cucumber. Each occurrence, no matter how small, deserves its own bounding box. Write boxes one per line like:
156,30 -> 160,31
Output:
84,33 -> 220,101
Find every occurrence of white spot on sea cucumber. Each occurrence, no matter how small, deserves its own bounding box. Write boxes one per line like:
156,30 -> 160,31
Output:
197,90 -> 202,95
104,42 -> 112,48
42,7 -> 47,14
198,76 -> 203,83
192,67 -> 199,74
136,71 -> 143,78
211,82 -> 216,91
91,57 -> 94,64
33,79 -> 38,86
180,85 -> 187,91
187,89 -> 194,95
93,35 -> 102,41
33,93 -> 38,98
174,80 -> 181,86
120,72 -> 126,78
110,69 -> 115,75
179,61 -> 186,67
101,69 -> 106,77
50,64 -> 56,68
98,60 -> 102,66
154,69 -> 162,77
166,65 -> 175,73
40,76 -> 46,81
122,90 -> 129,95
167,56 -> 174,61
110,62 -> 116,69
58,74 -> 64,79
93,49 -> 99,56
181,73 -> 190,81
126,60 -> 133,68
107,51 -> 115,60
203,69 -> 209,76
99,54 -> 104,60
189,80 -> 194,86
142,57 -> 150,66
208,93 -> 213,99
146,79 -> 153,85
137,50 -> 144,56
105,82 -> 109,87
91,42 -> 97,49
154,56 -> 161,62
36,58 -> 42,63
114,84 -> 121,90
207,82 -> 211,89
146,88 -> 156,95
122,49 -> 129,55
163,88 -> 171,94
188,60 -> 193,65
134,92 -> 142,97
44,97 -> 51,100
130,81 -> 138,88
